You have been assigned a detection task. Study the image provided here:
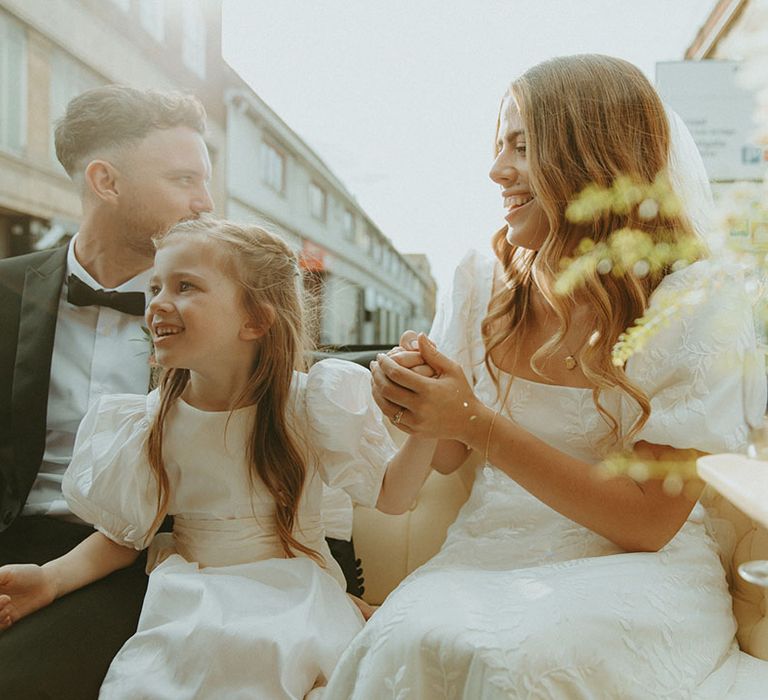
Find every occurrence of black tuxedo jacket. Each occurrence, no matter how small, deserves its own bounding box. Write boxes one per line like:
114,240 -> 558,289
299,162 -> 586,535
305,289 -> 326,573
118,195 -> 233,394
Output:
0,247 -> 68,531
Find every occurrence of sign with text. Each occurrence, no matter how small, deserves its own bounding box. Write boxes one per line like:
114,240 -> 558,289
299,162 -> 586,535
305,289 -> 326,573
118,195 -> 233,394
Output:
299,240 -> 327,272
656,60 -> 766,182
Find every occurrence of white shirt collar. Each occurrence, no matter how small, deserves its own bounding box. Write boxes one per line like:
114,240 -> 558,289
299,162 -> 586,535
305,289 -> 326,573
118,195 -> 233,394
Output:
66,233 -> 152,294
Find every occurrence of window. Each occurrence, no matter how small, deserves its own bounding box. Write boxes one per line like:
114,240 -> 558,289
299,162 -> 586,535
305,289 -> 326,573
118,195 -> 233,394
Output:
261,141 -> 285,193
181,2 -> 206,79
49,50 -> 102,166
371,238 -> 382,263
139,0 -> 165,42
342,209 -> 354,240
0,11 -> 25,154
309,182 -> 326,221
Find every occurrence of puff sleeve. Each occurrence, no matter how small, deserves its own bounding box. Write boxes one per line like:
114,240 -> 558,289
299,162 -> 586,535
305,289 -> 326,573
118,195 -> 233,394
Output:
623,261 -> 765,454
62,391 -> 162,550
305,359 -> 395,508
429,249 -> 497,387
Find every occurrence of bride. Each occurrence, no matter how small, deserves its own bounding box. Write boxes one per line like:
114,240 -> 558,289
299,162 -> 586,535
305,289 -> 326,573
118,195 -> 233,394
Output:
325,54 -> 767,698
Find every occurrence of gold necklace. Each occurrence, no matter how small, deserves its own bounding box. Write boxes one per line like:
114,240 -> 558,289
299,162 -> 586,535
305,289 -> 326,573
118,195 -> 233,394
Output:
531,292 -> 589,370
562,331 -> 592,370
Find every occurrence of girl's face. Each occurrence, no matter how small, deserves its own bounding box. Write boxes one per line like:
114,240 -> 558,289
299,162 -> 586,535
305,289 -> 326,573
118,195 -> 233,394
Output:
146,238 -> 258,373
489,96 -> 549,250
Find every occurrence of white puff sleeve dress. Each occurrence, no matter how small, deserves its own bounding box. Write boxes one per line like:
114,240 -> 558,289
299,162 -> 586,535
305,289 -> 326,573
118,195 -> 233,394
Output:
63,359 -> 395,700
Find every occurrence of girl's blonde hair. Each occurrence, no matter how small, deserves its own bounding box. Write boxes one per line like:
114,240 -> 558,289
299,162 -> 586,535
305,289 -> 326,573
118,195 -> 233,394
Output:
482,54 -> 704,445
146,217 -> 319,562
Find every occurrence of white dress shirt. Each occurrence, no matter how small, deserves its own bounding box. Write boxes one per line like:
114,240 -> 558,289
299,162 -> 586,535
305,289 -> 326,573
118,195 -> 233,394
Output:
22,235 -> 152,519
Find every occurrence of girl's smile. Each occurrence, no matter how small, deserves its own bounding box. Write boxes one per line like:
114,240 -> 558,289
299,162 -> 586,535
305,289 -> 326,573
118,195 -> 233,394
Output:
151,324 -> 184,342
145,238 -> 257,378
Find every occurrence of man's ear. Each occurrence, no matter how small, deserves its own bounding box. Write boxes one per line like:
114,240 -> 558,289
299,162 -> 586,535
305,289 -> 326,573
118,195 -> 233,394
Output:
241,304 -> 276,341
84,160 -> 120,204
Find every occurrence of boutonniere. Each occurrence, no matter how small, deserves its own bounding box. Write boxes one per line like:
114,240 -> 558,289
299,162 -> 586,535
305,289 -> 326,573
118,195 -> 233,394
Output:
136,326 -> 163,391
139,326 -> 156,364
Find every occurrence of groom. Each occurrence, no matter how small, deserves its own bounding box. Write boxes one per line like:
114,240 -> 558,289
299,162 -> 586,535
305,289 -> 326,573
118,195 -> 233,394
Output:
0,85 -> 213,698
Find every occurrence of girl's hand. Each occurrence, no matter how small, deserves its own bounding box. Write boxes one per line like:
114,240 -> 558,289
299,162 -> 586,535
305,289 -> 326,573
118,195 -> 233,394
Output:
373,333 -> 487,440
385,330 -> 436,378
0,564 -> 58,630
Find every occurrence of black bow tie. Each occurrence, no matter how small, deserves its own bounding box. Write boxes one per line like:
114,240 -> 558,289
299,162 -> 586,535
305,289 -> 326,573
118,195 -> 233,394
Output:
66,274 -> 146,316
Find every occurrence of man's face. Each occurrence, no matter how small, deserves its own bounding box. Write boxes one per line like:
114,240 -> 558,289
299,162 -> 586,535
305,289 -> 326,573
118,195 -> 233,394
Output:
113,126 -> 213,255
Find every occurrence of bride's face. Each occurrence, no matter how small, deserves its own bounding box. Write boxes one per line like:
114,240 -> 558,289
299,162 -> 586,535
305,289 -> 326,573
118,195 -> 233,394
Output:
489,97 -> 549,250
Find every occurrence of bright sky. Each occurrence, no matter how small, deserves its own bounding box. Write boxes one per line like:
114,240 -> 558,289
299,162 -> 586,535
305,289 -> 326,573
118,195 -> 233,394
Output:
221,0 -> 717,296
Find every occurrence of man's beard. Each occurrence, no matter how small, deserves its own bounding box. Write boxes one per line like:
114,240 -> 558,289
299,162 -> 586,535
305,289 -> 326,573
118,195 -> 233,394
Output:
120,206 -> 196,256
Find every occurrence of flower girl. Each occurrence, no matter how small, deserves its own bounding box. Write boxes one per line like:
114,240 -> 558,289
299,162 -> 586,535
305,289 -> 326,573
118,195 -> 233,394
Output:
0,217 -> 435,699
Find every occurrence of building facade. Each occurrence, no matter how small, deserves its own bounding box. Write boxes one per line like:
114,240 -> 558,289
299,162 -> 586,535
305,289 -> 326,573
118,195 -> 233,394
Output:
0,0 -> 228,255
225,88 -> 434,345
0,0 -> 435,344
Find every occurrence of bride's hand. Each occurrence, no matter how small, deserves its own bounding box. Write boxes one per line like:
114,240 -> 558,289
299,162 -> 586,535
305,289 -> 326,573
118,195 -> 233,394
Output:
371,332 -> 439,426
374,333 -> 486,439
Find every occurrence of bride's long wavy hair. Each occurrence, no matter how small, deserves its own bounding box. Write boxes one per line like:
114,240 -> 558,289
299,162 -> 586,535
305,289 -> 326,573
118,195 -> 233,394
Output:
482,54 -> 704,446
145,218 -> 320,563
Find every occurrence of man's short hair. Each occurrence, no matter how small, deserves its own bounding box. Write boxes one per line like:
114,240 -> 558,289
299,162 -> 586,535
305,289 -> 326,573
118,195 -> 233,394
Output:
54,84 -> 207,177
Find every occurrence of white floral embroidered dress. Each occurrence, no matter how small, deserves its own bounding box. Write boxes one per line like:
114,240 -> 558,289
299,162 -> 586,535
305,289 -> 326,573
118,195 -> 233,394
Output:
62,359 -> 395,700
324,251 -> 768,699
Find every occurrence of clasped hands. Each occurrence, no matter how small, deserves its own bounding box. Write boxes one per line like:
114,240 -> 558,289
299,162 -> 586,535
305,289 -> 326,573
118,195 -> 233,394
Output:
370,330 -> 484,442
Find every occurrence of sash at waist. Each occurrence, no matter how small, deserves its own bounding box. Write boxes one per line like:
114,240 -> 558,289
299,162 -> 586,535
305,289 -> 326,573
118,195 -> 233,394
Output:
147,514 -> 327,571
